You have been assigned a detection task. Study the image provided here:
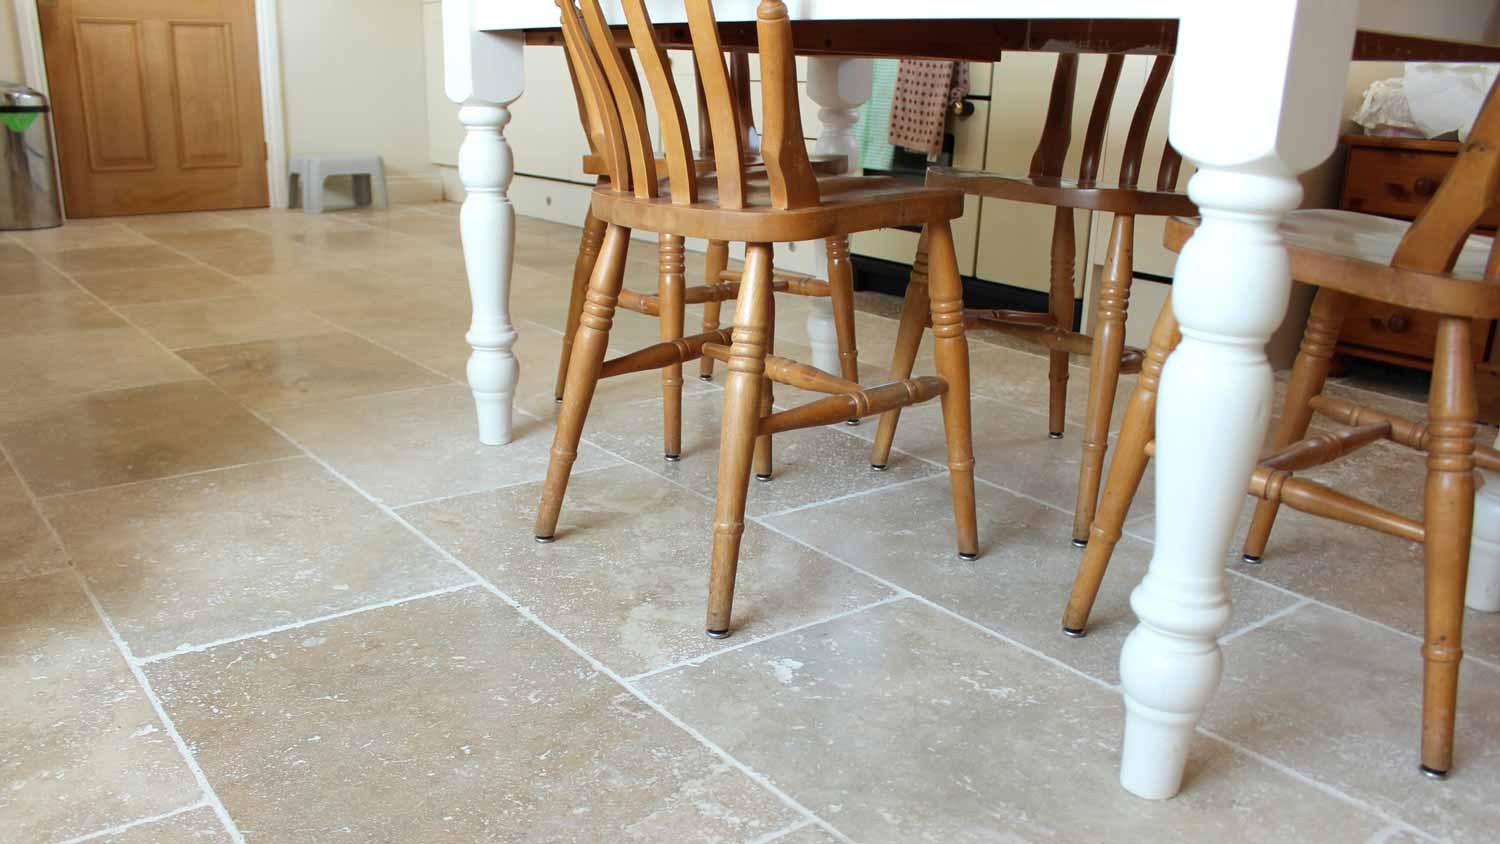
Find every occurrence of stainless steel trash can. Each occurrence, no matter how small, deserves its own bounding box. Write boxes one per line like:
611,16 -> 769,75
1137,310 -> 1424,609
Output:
1,82 -> 62,230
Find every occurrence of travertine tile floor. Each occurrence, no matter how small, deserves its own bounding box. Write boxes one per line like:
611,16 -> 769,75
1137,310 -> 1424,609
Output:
2,203 -> 1497,843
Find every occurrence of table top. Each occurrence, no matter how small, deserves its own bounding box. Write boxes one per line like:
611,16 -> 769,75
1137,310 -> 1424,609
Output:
482,1 -> 1500,63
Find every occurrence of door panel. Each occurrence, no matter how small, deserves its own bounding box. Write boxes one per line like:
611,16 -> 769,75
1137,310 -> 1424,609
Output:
74,19 -> 154,171
41,0 -> 268,217
168,21 -> 243,169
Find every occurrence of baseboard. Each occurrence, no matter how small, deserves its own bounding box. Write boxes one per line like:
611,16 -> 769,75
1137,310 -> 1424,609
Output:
851,254 -> 1084,326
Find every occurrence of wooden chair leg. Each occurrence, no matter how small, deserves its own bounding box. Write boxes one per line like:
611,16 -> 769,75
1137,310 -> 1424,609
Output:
870,228 -> 931,470
826,235 -> 860,423
707,242 -> 775,638
555,208 -> 607,401
753,292 -> 776,480
1073,214 -> 1135,546
926,220 -> 979,559
1047,206 -> 1077,439
1420,316 -> 1477,778
535,223 -> 631,541
1063,295 -> 1180,636
699,240 -> 730,381
659,234 -> 686,460
1242,288 -> 1353,562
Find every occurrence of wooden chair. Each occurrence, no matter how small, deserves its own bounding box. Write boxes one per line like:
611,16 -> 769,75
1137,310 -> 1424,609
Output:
869,53 -> 1195,546
538,0 -> 978,638
1063,76 -> 1500,778
552,25 -> 856,462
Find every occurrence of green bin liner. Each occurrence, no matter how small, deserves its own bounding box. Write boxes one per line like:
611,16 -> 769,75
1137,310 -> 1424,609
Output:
1,112 -> 38,133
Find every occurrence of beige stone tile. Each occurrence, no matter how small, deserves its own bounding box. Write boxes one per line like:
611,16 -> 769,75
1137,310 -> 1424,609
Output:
0,457 -> 66,583
8,221 -> 150,253
0,291 -> 124,337
0,241 -> 37,263
44,458 -> 470,657
179,331 -> 447,411
511,318 -> 718,422
640,600 -> 1410,843
144,588 -> 800,842
235,266 -> 441,309
0,259 -> 75,296
583,390 -> 942,517
147,227 -> 275,254
764,475 -> 1296,684
310,289 -> 472,375
71,265 -> 250,305
121,295 -> 332,350
1206,603 -> 1500,842
839,392 -> 1156,518
51,244 -> 195,274
193,242 -> 330,276
770,825 -> 840,844
1126,439 -> 1500,665
268,383 -> 616,507
406,463 -> 893,675
214,208 -> 368,236
966,343 -> 1136,433
0,380 -> 296,496
89,806 -> 231,843
0,328 -> 199,403
0,573 -> 200,842
116,212 -> 243,236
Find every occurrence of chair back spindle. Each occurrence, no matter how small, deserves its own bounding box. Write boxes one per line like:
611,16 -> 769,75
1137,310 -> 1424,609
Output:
1394,76 -> 1500,274
621,0 -> 699,203
578,0 -> 658,198
557,1 -> 631,190
753,0 -> 819,209
1077,55 -> 1123,186
1030,55 -> 1078,180
1119,55 -> 1173,189
685,0 -> 748,207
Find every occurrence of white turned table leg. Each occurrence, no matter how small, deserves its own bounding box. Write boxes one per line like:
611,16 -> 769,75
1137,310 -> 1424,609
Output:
444,0 -> 524,445
1468,431 -> 1500,612
806,57 -> 872,375
1118,1 -> 1358,799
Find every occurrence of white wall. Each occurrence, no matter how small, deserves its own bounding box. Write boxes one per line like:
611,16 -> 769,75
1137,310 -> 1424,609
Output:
276,0 -> 441,203
1,1 -> 24,83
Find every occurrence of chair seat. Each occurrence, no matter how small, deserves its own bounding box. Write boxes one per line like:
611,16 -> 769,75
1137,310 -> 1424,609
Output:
582,152 -> 847,177
1166,210 -> 1500,318
591,175 -> 964,243
926,166 -> 1196,217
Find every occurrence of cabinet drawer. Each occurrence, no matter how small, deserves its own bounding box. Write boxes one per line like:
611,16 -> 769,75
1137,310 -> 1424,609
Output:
1341,146 -> 1500,226
1338,298 -> 1489,364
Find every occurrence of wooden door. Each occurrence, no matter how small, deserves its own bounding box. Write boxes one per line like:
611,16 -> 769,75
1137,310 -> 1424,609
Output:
39,0 -> 268,217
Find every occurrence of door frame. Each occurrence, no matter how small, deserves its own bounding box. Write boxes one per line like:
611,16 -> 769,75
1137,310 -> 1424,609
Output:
12,0 -> 291,211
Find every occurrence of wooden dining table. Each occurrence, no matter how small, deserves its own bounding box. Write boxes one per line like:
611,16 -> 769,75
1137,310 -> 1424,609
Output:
438,0 -> 1500,801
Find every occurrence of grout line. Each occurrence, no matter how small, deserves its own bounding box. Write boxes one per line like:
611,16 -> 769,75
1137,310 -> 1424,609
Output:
134,582 -> 481,664
627,594 -> 908,683
56,799 -> 211,844
1217,597 -> 1313,646
754,473 -> 936,521
233,399 -> 850,840
74,570 -> 247,844
747,818 -> 817,844
391,461 -> 619,512
36,454 -> 307,502
747,517 -> 1120,693
1194,726 -> 1438,843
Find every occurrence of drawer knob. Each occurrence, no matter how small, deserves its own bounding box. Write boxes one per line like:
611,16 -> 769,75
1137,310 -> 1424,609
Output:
1414,177 -> 1438,198
1387,313 -> 1411,333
